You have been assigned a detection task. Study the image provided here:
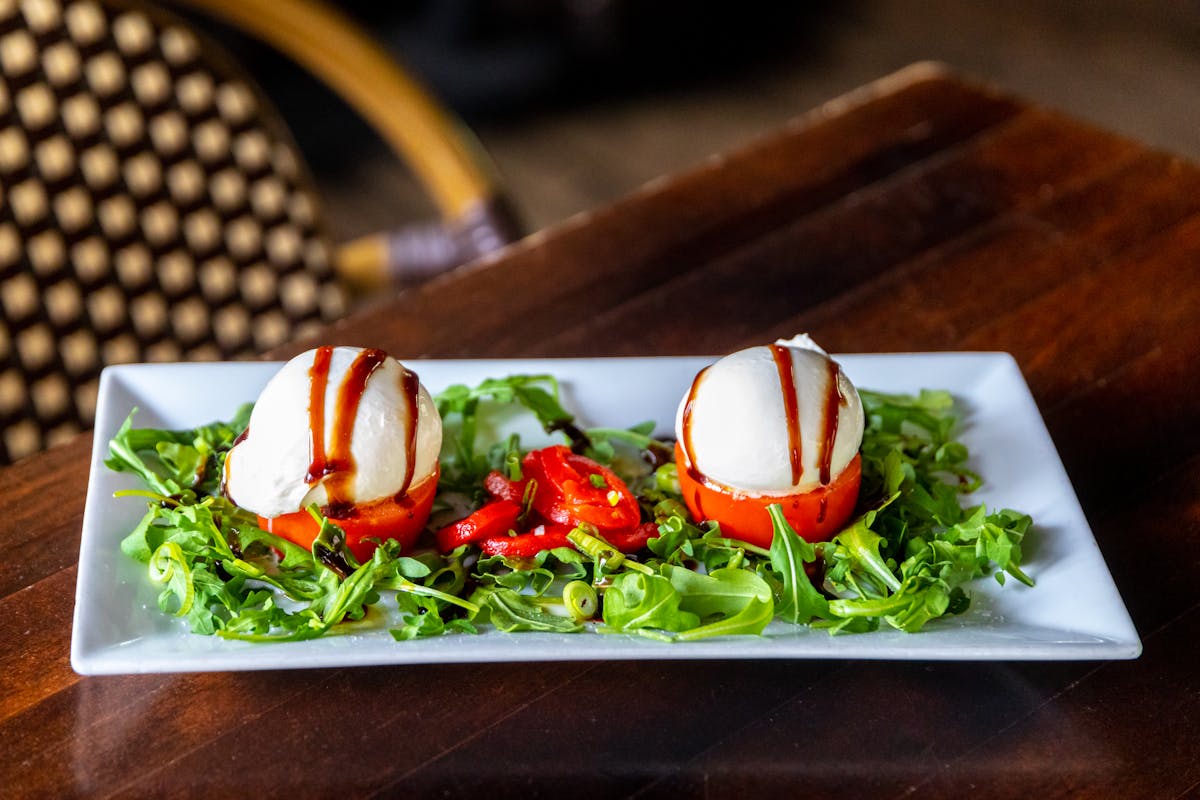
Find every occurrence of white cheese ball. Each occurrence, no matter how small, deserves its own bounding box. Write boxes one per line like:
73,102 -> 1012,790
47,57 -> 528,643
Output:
224,346 -> 442,518
675,335 -> 863,494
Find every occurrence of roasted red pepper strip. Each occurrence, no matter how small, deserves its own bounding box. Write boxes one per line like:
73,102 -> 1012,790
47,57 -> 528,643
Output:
523,445 -> 639,530
598,522 -> 659,554
483,470 -> 526,503
435,499 -> 521,552
479,524 -> 574,558
475,519 -> 655,558
455,448 -> 652,558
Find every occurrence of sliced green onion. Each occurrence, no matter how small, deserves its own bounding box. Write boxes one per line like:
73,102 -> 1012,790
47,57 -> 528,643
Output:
568,525 -> 653,575
654,463 -> 680,494
518,478 -> 538,526
562,580 -> 598,621
504,444 -> 523,481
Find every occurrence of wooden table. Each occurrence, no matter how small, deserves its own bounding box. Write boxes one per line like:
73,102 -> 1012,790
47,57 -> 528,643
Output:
4,63 -> 1198,798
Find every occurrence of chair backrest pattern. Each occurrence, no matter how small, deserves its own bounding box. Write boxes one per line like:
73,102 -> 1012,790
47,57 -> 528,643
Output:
0,0 -> 344,464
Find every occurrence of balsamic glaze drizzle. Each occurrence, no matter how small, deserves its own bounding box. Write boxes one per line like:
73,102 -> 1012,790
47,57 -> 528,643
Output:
682,347 -> 849,492
769,344 -> 804,485
679,365 -> 710,482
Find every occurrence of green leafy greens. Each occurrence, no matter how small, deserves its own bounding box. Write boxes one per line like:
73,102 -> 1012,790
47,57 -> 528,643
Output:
108,414 -> 476,640
108,372 -> 1034,643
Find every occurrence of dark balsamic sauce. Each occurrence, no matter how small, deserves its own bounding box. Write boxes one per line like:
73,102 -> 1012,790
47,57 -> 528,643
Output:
324,500 -> 357,520
679,366 -> 710,482
817,359 -> 846,486
304,345 -> 334,484
227,346 -> 420,514
769,344 -> 804,485
300,347 -> 387,507
547,419 -> 592,455
680,347 -> 850,500
321,348 -> 386,505
221,426 -> 251,501
395,366 -> 421,498
642,439 -> 675,469
679,365 -> 746,501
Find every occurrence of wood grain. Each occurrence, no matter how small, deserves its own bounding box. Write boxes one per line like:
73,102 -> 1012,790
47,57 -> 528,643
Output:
2,65 -> 1197,799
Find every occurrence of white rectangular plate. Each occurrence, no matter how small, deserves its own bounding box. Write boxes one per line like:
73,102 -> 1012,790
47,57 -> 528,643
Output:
71,353 -> 1141,674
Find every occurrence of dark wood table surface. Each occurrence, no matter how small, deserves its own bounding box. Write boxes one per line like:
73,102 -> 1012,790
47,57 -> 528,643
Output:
4,63 -> 1199,798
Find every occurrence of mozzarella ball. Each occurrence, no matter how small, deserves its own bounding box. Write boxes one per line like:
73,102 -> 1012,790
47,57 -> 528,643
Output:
675,335 -> 863,494
224,346 -> 441,518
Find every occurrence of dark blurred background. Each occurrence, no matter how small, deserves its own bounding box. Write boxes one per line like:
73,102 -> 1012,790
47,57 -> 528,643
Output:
1,0 -> 1196,460
188,0 -> 1200,244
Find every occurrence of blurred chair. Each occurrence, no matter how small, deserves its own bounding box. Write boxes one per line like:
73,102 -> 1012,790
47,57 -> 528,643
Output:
0,0 -> 519,464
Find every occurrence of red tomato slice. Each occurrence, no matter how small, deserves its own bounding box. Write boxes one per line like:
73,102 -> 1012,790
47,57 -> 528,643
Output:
479,523 -> 574,558
675,443 -> 861,549
523,446 -> 639,530
435,499 -> 521,552
259,471 -> 438,561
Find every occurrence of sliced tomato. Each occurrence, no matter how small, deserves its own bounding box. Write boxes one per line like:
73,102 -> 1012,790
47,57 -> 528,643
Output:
523,445 -> 639,530
675,443 -> 861,549
259,471 -> 438,561
435,499 -> 521,552
479,523 -> 574,558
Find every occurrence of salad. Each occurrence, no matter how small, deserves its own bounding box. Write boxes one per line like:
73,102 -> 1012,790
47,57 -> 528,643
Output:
105,340 -> 1034,644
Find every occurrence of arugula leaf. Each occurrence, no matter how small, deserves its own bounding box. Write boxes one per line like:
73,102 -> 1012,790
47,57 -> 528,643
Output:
816,391 -> 1037,633
828,512 -> 902,597
435,375 -> 573,496
391,593 -> 478,640
664,566 -> 775,639
147,541 -> 194,616
669,596 -> 774,641
110,372 -> 1036,644
600,569 -> 774,641
106,412 -> 179,496
662,565 -> 772,619
472,547 -> 588,596
600,572 -> 699,635
766,505 -> 830,624
105,405 -> 252,498
470,587 -> 583,633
